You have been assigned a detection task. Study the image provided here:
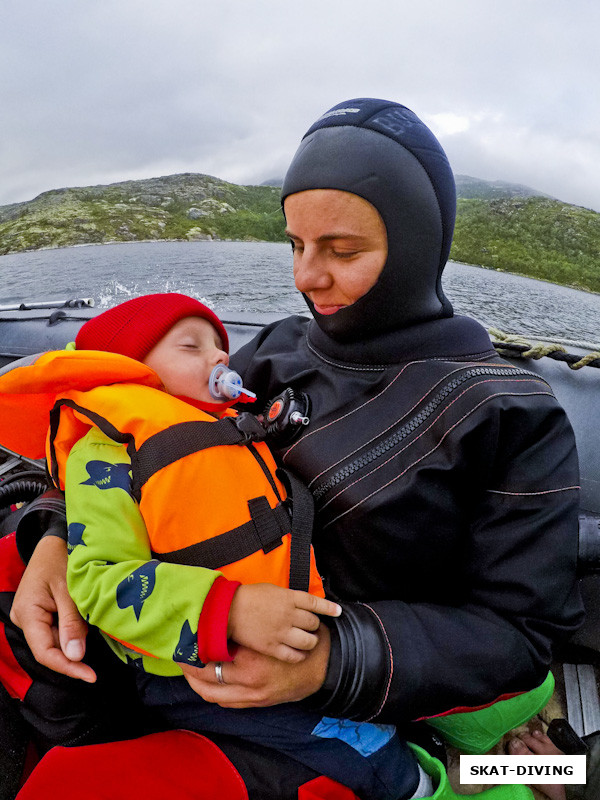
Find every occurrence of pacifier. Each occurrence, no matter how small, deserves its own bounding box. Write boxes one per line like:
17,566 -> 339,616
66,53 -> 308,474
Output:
209,364 -> 257,402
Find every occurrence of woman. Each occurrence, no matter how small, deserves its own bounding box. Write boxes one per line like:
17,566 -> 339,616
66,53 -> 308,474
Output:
9,98 -> 583,799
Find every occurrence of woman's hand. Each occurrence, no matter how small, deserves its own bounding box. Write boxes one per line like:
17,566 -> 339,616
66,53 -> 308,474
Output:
180,623 -> 331,708
10,535 -> 96,682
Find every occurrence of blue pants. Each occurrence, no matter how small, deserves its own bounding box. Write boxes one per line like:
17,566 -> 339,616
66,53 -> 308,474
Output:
136,673 -> 420,800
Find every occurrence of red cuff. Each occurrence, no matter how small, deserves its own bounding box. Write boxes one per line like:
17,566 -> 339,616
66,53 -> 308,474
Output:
197,577 -> 241,664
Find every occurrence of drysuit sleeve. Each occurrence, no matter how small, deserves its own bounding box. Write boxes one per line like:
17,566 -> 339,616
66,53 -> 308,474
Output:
314,395 -> 583,724
65,427 -> 230,675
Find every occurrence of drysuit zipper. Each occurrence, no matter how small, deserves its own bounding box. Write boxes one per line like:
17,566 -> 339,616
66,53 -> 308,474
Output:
311,364 -> 538,503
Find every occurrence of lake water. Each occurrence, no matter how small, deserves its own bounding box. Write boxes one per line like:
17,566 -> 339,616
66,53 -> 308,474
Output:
1,240 -> 600,346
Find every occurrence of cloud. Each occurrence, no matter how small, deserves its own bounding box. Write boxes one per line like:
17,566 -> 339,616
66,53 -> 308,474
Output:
2,0 -> 600,210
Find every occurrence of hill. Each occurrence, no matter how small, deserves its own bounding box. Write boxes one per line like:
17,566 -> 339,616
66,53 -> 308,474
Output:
450,197 -> 600,292
454,174 -> 555,201
0,174 -> 284,254
1,173 -> 599,293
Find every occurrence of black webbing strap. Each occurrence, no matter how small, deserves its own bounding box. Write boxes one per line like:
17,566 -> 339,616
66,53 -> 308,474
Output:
153,501 -> 291,569
132,414 -> 267,500
247,496 -> 286,554
48,399 -> 134,488
280,468 -> 315,593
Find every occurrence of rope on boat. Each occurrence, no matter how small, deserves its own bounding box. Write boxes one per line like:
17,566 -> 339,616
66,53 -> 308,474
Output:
488,328 -> 600,370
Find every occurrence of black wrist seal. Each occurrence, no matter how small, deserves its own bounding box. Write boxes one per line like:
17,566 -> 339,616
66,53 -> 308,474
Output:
310,602 -> 391,721
15,488 -> 67,562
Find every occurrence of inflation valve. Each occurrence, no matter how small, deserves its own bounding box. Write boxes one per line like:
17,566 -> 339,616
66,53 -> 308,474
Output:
263,388 -> 310,445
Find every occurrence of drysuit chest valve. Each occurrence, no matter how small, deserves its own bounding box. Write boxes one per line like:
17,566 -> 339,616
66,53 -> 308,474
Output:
263,388 -> 310,445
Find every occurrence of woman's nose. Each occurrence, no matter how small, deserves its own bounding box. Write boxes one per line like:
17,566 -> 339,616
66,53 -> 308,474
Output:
293,249 -> 331,293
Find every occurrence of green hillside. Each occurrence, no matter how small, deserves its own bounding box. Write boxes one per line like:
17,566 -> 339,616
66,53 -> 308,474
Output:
453,174 -> 553,201
1,173 -> 599,293
0,174 -> 285,254
450,197 -> 600,292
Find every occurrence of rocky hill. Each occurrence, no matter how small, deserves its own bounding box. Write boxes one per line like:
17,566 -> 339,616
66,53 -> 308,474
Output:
451,196 -> 600,292
0,174 -> 284,254
1,173 -> 599,292
453,174 -> 554,201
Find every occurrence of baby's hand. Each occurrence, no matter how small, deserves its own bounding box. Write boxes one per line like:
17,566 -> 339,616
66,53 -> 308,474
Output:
227,584 -> 341,664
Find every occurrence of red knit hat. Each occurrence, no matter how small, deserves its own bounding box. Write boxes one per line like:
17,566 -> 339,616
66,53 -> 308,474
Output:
75,293 -> 229,360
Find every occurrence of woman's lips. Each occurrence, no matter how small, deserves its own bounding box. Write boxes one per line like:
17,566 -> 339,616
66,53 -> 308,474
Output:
313,303 -> 346,315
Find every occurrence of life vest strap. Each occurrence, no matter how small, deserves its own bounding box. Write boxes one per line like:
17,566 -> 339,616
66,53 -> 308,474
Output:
280,469 -> 315,594
48,399 -> 134,488
152,502 -> 291,570
132,415 -> 267,500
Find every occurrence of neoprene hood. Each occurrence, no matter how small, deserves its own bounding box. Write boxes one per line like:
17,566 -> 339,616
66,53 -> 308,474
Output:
281,98 -> 456,342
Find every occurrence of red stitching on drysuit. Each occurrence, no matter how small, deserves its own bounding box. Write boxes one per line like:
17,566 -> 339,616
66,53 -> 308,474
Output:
319,376 -> 548,512
323,387 -> 554,527
298,360 -> 513,485
285,348 -> 537,467
319,377 -> 551,515
487,487 -> 580,496
358,602 -> 393,721
284,360 -> 416,466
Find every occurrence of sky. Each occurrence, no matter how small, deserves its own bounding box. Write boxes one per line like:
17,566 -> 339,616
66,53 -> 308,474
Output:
2,0 -> 600,211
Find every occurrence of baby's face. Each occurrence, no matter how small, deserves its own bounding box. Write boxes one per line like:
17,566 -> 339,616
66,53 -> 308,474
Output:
143,316 -> 228,403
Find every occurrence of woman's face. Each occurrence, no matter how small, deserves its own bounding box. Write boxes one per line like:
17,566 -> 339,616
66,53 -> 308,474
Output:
284,189 -> 388,316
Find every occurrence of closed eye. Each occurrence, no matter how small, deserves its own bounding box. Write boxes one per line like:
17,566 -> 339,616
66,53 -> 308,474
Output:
179,342 -> 199,350
286,234 -> 302,253
332,250 -> 359,259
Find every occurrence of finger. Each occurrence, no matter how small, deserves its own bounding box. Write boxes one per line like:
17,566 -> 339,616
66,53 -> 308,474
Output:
40,647 -> 97,683
57,610 -> 88,662
291,608 -> 321,632
54,584 -> 89,662
292,592 -> 342,617
273,643 -> 308,664
282,627 -> 318,652
23,614 -> 96,682
10,592 -> 56,629
179,663 -> 215,698
197,683 -> 271,708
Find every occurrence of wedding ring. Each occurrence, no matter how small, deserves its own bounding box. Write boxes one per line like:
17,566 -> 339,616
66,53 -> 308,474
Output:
214,662 -> 226,685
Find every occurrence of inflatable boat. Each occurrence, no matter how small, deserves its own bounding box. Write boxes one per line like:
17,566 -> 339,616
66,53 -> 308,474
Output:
1,298 -> 599,796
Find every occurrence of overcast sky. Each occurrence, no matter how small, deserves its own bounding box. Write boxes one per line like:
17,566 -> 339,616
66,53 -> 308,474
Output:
3,1 -> 599,211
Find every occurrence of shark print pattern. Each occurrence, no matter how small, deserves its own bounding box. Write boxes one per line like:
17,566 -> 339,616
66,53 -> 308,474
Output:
116,560 -> 159,621
173,619 -> 205,666
80,460 -> 132,493
67,522 -> 87,553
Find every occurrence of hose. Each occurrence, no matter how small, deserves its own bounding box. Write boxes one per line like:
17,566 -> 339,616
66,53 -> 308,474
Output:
0,474 -> 51,510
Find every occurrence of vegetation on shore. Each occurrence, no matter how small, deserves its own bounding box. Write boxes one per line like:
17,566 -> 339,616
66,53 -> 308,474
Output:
0,174 -> 284,254
0,172 -> 599,293
451,196 -> 600,293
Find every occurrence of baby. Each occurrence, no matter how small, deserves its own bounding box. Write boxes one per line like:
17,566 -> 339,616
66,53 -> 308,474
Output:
54,293 -> 418,800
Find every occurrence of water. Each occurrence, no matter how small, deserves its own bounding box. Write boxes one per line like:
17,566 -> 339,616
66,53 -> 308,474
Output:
0,241 -> 307,316
1,240 -> 600,345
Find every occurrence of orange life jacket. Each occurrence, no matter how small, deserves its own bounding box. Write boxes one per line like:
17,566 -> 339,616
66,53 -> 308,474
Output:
0,350 -> 323,595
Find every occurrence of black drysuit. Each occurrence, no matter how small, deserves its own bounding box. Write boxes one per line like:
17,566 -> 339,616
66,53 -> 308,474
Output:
231,312 -> 583,724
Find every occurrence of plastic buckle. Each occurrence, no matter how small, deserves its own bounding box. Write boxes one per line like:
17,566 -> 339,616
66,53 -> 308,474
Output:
233,412 -> 267,444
